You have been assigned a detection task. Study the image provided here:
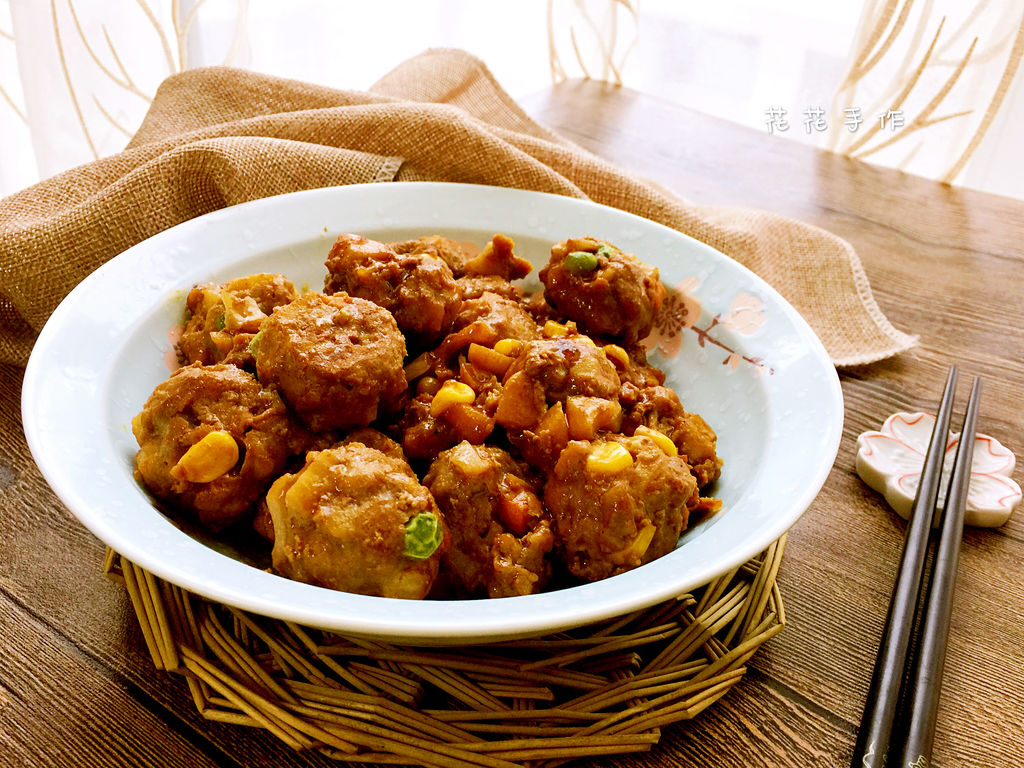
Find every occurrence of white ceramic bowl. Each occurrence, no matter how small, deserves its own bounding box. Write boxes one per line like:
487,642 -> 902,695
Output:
23,182 -> 843,644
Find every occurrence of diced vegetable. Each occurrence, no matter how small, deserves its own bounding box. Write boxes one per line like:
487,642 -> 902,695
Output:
635,425 -> 678,456
467,343 -> 513,377
430,380 -> 475,417
586,442 -> 633,475
497,475 -> 542,537
404,351 -> 433,381
536,401 -> 569,445
443,402 -> 494,443
566,397 -> 623,440
448,441 -> 492,476
564,250 -> 599,275
416,376 -> 441,397
610,521 -> 656,565
172,430 -> 239,483
542,320 -> 569,338
494,371 -> 546,429
438,322 -> 499,360
404,512 -> 443,559
602,344 -> 630,369
494,338 -> 523,356
247,329 -> 263,358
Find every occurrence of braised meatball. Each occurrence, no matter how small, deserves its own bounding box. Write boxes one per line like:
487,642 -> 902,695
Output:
178,273 -> 296,367
341,427 -> 406,460
545,435 -> 697,582
254,292 -> 407,432
539,237 -> 666,344
425,442 -> 553,598
452,291 -> 541,341
324,233 -> 460,343
391,234 -> 472,277
495,338 -> 621,431
132,363 -> 306,531
265,442 -> 446,599
455,275 -> 522,302
622,385 -> 723,487
493,337 -> 623,468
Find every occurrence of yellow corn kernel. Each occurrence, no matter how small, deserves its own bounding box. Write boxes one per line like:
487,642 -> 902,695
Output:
586,442 -> 633,475
542,320 -> 569,338
610,521 -> 657,565
494,338 -> 522,356
602,344 -> 630,369
173,430 -> 239,483
430,380 -> 475,417
635,425 -> 678,456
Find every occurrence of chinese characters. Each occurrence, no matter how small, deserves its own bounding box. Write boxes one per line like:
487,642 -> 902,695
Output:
765,106 -> 906,134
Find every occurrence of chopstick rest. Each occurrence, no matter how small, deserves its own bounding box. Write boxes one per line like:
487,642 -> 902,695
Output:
855,411 -> 1021,528
850,366 -> 960,768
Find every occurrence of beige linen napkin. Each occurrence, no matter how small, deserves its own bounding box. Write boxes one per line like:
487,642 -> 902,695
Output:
0,48 -> 915,367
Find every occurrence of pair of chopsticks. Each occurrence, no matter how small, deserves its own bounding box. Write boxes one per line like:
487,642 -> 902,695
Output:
851,365 -> 982,768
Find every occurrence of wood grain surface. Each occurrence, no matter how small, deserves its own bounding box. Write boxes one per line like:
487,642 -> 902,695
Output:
3,79 -> 1022,768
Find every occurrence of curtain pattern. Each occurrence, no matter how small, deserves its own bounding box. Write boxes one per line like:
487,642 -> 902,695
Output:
827,0 -> 1024,197
1,0 -> 1021,199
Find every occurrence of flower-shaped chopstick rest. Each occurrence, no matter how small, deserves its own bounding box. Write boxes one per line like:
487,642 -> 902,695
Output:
856,412 -> 1022,528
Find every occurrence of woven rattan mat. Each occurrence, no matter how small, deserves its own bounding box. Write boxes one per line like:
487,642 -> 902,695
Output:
105,534 -> 786,767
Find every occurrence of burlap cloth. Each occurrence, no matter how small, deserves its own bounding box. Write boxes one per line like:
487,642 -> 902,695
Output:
0,48 -> 915,368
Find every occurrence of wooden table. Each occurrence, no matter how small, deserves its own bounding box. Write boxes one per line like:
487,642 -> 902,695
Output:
2,79 -> 1022,767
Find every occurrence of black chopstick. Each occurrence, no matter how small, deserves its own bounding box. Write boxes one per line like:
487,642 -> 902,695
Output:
894,376 -> 982,767
851,365 -> 959,768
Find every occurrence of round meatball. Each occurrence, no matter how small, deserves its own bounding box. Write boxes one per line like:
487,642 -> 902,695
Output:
254,292 -> 407,432
324,233 -> 460,343
622,385 -> 723,487
424,442 -> 553,598
132,363 -> 306,531
544,435 -> 697,582
539,238 -> 666,343
455,275 -> 522,302
495,338 -> 621,433
453,291 -> 541,341
265,443 -> 446,599
178,273 -> 296,367
391,234 -> 472,277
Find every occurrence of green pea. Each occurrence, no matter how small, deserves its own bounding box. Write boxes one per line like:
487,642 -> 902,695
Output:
564,250 -> 599,275
213,311 -> 226,331
403,512 -> 443,559
248,329 -> 263,358
595,244 -> 618,259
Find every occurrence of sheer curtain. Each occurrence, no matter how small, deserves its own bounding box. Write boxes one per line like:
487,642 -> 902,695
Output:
828,0 -> 1024,199
1,0 -> 1021,199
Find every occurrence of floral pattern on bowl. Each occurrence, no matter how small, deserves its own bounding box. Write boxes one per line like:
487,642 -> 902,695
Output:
855,411 -> 1021,528
641,278 -> 774,374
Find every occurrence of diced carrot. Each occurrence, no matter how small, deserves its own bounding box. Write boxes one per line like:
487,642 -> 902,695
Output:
497,475 -> 542,536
